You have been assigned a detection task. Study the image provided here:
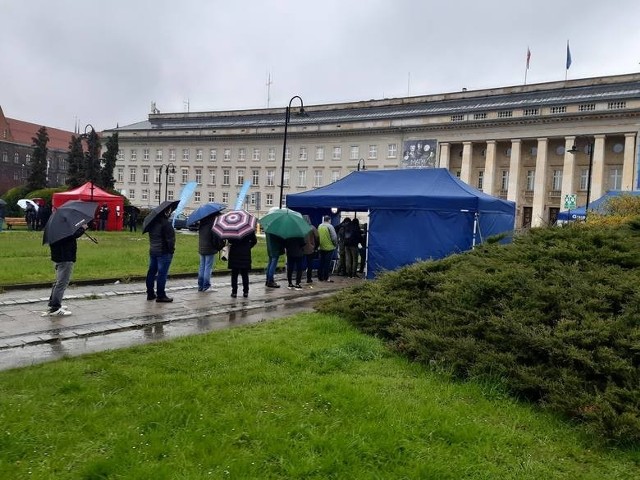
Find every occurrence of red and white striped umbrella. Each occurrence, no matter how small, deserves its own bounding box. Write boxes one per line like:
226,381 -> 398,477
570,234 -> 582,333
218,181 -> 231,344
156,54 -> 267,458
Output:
211,209 -> 257,239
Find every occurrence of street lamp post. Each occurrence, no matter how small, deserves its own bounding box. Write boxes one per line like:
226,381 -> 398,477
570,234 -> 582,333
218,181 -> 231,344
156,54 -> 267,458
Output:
280,95 -> 306,209
357,158 -> 366,171
80,124 -> 97,201
568,137 -> 594,220
160,163 -> 176,203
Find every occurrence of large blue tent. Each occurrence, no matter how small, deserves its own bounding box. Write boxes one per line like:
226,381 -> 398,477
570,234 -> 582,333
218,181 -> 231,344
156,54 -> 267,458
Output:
556,191 -> 640,222
286,169 -> 516,278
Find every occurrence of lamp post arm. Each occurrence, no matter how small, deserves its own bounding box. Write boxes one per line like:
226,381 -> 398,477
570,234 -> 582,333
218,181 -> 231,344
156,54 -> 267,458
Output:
279,106 -> 291,209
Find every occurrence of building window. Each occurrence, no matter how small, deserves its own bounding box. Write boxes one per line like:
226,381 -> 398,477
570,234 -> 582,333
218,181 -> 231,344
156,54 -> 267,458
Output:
195,168 -> 202,185
25,153 -> 31,163
180,149 -> 188,161
155,149 -> 162,162
129,168 -> 136,182
194,191 -> 201,203
299,147 -> 307,161
154,168 -> 161,184
143,149 -> 150,161
473,112 -> 487,120
580,168 -> 589,190
268,147 -> 276,161
238,148 -> 246,161
523,108 -> 539,116
450,114 -> 465,122
208,192 -> 215,202
350,146 -> 359,160
578,103 -> 596,112
285,147 -> 290,161
167,190 -> 174,201
224,149 -> 231,161
210,149 -> 217,162
500,170 -> 509,191
130,149 -> 137,161
609,167 -> 623,190
142,168 -> 149,183
168,170 -> 175,184
222,192 -> 229,204
388,143 -> 397,158
2,151 -> 7,163
209,170 -> 216,185
368,145 -> 377,159
14,153 -> 19,163
181,168 -> 189,184
223,169 -> 230,186
332,146 -> 341,160
117,150 -> 124,161
252,169 -> 259,185
142,189 -> 149,201
237,169 -> 245,185
550,106 -> 566,114
314,170 -> 323,187
129,190 -> 136,200
266,169 -> 275,186
196,149 -> 203,161
316,146 -> 324,160
298,169 -> 306,187
266,193 -> 273,207
477,170 -> 484,190
169,149 -> 176,161
552,169 -> 562,191
497,111 -> 513,118
252,148 -> 260,161
283,170 -> 290,187
526,170 -> 535,191
608,101 -> 626,110
332,171 -> 340,182
250,193 -> 256,206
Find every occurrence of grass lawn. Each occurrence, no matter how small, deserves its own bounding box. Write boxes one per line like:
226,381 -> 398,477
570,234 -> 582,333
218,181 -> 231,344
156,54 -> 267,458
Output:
0,230 -> 270,286
0,313 -> 638,479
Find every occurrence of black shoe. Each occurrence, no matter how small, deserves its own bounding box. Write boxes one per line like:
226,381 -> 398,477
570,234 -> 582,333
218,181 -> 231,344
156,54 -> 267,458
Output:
243,292 -> 249,298
155,296 -> 173,303
231,292 -> 237,298
147,293 -> 156,301
266,282 -> 280,288
294,284 -> 303,291
306,279 -> 313,283
287,283 -> 294,289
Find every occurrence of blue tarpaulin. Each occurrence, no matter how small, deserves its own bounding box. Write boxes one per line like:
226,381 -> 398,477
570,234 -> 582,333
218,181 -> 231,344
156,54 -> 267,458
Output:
286,169 -> 515,278
556,191 -> 640,222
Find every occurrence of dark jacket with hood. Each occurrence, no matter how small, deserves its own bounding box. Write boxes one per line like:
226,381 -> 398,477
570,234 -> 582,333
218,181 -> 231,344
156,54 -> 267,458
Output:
198,216 -> 225,255
148,215 -> 176,255
228,232 -> 257,269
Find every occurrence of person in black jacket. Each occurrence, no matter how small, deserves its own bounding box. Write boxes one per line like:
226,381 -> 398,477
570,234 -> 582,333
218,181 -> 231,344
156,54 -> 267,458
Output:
46,223 -> 88,316
344,218 -> 363,278
228,232 -> 257,298
145,205 -> 176,303
197,215 -> 225,292
285,236 -> 306,290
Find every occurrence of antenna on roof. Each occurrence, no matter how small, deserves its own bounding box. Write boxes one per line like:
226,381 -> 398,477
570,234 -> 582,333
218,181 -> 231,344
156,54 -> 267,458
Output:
266,71 -> 273,108
184,99 -> 190,113
151,102 -> 160,114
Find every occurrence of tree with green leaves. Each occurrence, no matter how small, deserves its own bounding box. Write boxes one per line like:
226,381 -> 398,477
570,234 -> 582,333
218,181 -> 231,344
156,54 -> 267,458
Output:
66,135 -> 85,188
84,128 -> 101,196
27,126 -> 49,190
99,132 -> 118,191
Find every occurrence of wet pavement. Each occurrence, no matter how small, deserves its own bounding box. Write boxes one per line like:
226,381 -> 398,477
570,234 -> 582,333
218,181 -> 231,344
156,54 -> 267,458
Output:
0,273 -> 358,371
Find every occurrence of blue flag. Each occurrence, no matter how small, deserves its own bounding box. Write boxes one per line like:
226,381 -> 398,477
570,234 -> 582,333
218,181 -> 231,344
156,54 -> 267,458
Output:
566,41 -> 572,70
234,180 -> 252,211
172,181 -> 197,227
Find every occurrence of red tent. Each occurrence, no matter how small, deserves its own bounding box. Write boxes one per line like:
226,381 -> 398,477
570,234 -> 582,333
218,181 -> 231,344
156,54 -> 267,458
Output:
52,182 -> 125,231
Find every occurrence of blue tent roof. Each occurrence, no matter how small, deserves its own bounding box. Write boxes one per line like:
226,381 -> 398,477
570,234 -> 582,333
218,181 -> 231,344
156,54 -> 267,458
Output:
557,191 -> 640,221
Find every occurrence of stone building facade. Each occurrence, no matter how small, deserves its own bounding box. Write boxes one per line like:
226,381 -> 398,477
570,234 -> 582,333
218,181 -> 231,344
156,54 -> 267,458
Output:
106,73 -> 640,228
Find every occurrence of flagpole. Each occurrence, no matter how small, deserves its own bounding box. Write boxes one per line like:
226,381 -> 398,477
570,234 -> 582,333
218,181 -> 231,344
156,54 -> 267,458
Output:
524,47 -> 531,85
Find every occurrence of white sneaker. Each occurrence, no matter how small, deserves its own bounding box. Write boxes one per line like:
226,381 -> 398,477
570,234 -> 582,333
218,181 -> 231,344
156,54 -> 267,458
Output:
49,308 -> 71,316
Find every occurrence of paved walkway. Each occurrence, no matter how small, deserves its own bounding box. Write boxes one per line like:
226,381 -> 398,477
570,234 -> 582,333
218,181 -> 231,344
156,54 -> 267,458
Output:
0,273 -> 358,370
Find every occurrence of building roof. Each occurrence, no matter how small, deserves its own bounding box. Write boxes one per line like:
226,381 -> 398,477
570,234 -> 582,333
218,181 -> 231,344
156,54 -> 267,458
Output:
111,73 -> 640,132
4,117 -> 75,151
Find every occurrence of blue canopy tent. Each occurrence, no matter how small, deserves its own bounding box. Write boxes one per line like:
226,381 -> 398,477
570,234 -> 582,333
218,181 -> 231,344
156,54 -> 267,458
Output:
286,169 -> 516,278
556,191 -> 640,222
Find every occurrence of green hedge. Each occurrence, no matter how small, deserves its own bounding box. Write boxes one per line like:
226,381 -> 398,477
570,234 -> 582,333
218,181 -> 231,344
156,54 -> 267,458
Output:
319,221 -> 640,445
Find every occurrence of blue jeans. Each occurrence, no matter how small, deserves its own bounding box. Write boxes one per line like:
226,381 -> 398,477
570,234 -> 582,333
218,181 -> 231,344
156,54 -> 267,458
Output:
198,254 -> 215,290
266,255 -> 279,283
48,261 -> 74,310
146,253 -> 173,298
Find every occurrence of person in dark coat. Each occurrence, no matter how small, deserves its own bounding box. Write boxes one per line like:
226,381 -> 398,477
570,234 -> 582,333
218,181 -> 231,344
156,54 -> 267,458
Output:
302,215 -> 319,283
228,232 -> 257,298
335,217 -> 351,275
128,209 -> 138,232
98,203 -> 109,231
46,223 -> 88,316
344,218 -> 363,278
265,232 -> 285,288
145,205 -> 176,303
197,215 -> 225,292
285,236 -> 306,290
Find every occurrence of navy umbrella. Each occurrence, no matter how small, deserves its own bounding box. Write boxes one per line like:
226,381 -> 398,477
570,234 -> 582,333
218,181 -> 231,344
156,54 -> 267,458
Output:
186,202 -> 226,227
43,200 -> 98,245
142,200 -> 179,234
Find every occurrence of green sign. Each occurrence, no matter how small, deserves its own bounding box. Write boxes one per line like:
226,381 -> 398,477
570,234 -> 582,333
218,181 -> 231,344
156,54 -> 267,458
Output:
564,194 -> 577,209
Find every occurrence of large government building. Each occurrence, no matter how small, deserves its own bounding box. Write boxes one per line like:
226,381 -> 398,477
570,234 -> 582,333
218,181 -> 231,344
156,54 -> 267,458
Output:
107,73 -> 640,228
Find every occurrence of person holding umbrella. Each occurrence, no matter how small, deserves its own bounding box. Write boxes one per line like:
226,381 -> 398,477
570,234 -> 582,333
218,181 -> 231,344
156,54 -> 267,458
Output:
143,200 -> 179,303
187,203 -> 226,292
42,200 -> 97,316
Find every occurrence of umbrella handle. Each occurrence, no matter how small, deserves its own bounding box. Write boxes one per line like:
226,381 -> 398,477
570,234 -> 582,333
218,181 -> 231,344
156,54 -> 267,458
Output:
84,231 -> 99,244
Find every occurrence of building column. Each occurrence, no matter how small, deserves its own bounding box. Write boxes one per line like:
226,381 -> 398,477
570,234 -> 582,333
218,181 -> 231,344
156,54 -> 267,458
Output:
622,133 -> 636,191
438,142 -> 450,169
483,140 -> 497,196
460,141 -> 472,183
590,134 -> 607,200
507,139 -> 522,203
560,136 -> 576,204
531,138 -> 549,227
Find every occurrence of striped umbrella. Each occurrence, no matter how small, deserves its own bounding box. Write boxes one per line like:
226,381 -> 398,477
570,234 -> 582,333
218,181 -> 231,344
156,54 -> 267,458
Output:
211,209 -> 257,239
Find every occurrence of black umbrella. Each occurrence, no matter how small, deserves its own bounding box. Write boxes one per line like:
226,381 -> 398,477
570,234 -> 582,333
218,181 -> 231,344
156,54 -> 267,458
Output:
142,200 -> 179,234
43,200 -> 98,245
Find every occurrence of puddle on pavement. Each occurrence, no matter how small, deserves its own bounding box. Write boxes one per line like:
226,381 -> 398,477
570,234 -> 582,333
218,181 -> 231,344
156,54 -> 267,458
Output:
0,295 -> 326,371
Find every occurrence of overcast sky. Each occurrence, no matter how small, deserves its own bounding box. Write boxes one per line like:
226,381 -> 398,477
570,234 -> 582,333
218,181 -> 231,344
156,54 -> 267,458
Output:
2,0 -> 640,132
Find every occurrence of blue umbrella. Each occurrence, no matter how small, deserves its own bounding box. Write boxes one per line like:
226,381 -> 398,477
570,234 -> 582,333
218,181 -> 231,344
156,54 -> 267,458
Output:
186,202 -> 226,227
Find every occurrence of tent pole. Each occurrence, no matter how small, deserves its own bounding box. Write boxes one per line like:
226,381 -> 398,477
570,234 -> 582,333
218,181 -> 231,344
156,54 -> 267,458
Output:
472,212 -> 478,249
